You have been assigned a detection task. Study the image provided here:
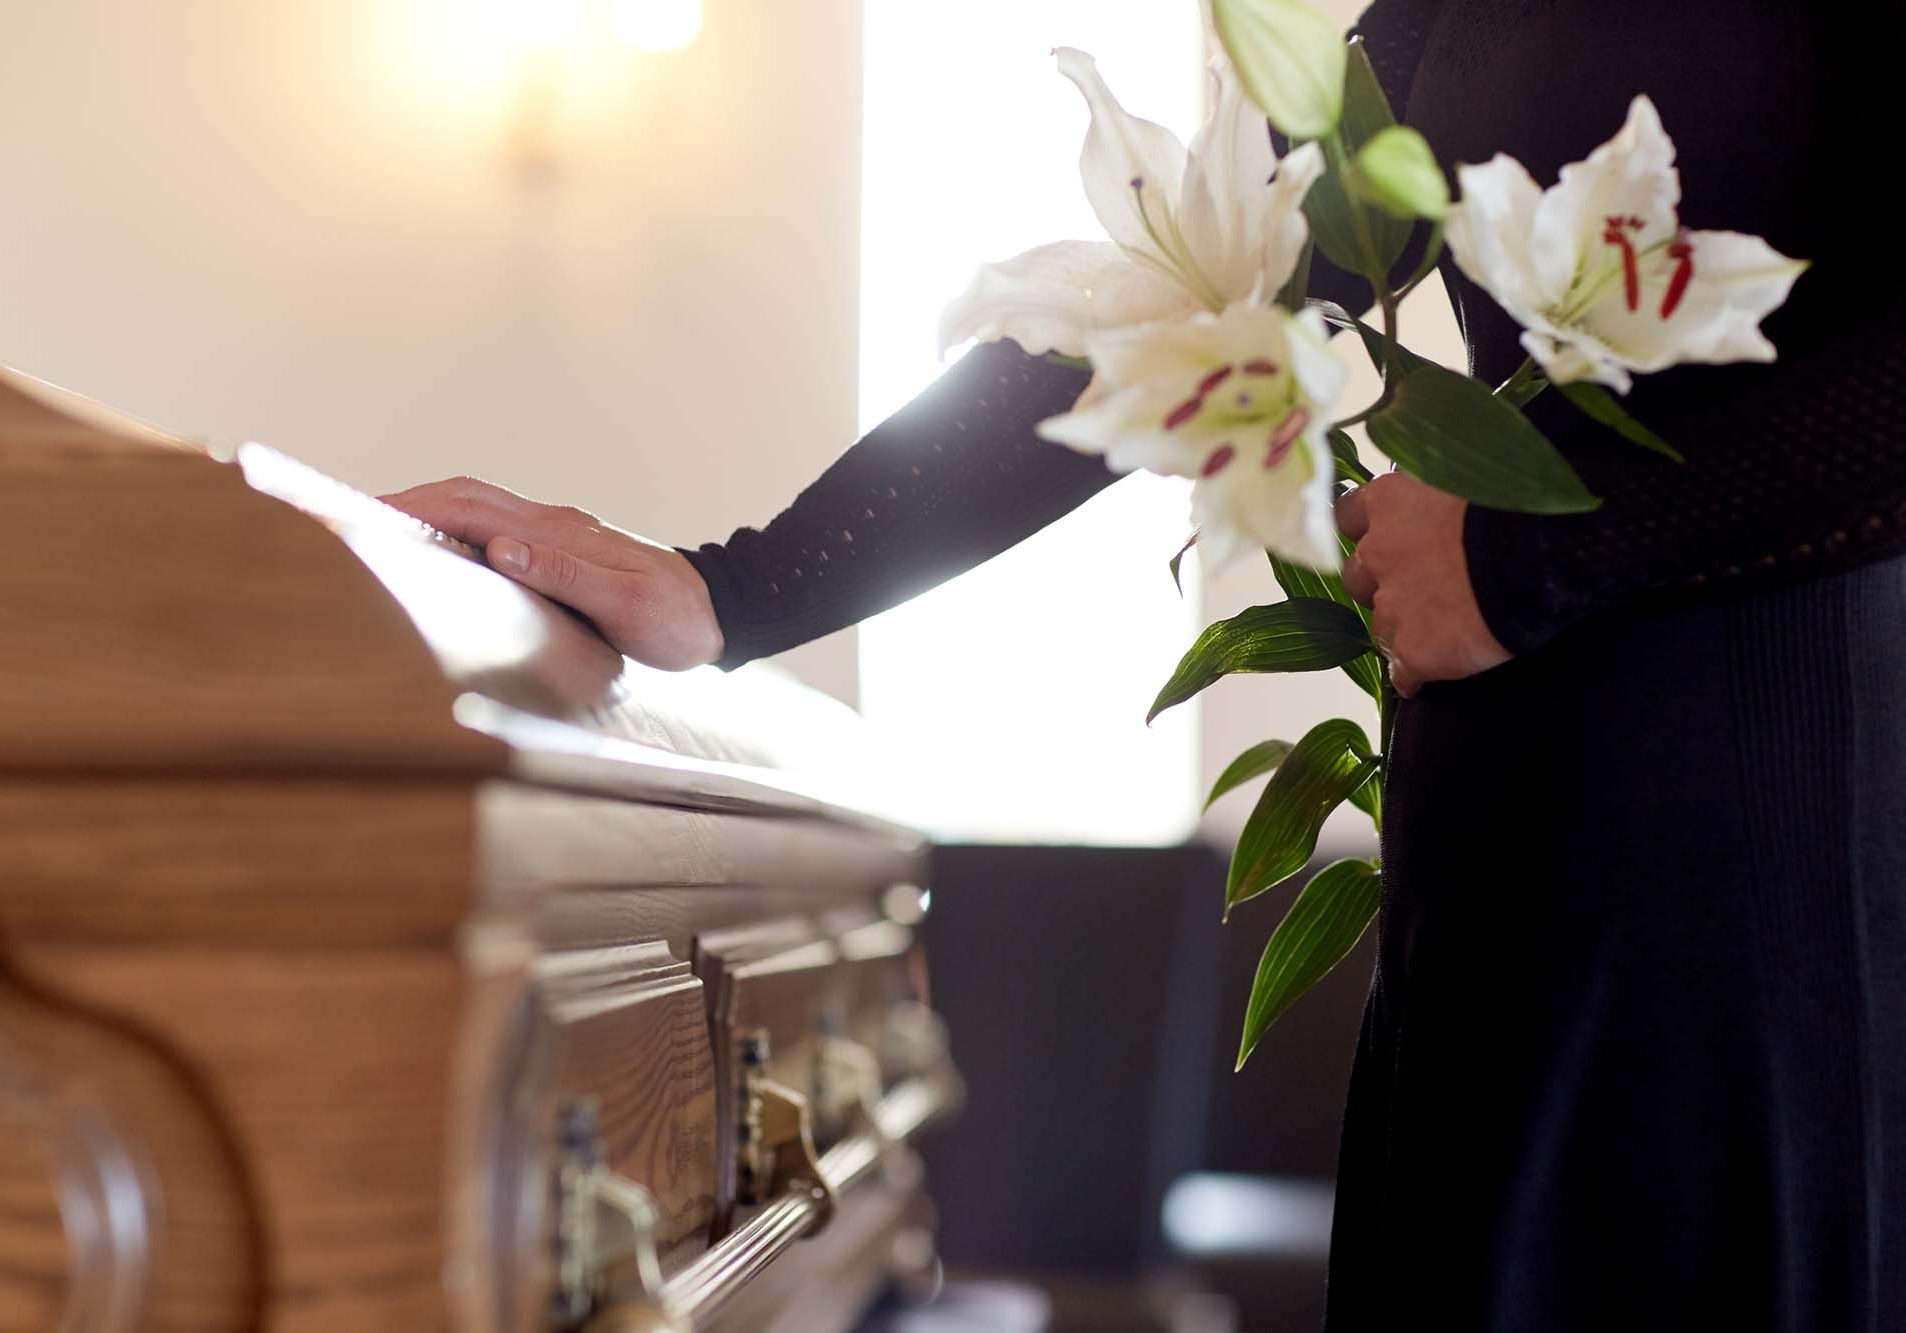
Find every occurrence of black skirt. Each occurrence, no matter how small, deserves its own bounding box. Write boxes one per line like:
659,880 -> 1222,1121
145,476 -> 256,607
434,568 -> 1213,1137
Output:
1325,554 -> 1906,1331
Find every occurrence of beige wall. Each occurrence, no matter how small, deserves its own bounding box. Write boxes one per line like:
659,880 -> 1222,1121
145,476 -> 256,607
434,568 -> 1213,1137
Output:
0,0 -> 864,696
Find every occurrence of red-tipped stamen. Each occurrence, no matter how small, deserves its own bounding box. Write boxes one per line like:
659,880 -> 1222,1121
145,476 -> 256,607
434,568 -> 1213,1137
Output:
1202,444 -> 1237,477
1197,364 -> 1236,396
1603,215 -> 1641,312
1242,358 -> 1280,376
1164,396 -> 1203,431
1660,234 -> 1695,320
1265,407 -> 1309,467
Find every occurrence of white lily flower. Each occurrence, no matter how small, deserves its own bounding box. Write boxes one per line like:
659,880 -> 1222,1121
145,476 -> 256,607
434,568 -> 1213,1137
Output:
1445,95 -> 1807,393
939,48 -> 1325,364
1037,300 -> 1347,571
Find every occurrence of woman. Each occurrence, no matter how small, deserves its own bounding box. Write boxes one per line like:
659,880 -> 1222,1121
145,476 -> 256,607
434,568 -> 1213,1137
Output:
388,2 -> 1906,1327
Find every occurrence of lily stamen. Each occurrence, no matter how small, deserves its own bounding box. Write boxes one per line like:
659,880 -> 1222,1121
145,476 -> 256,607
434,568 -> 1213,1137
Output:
1660,233 -> 1695,319
1199,364 -> 1237,395
1128,176 -> 1226,312
1266,407 -> 1310,467
1164,395 -> 1203,430
1602,215 -> 1643,312
1202,444 -> 1237,476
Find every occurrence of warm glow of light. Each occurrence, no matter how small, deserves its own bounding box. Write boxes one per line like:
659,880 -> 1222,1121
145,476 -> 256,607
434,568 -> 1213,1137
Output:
486,0 -> 585,50
613,0 -> 703,50
858,1 -> 1204,846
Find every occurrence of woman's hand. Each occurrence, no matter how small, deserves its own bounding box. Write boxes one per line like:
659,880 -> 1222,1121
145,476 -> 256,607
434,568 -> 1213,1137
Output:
380,477 -> 725,671
1334,472 -> 1511,698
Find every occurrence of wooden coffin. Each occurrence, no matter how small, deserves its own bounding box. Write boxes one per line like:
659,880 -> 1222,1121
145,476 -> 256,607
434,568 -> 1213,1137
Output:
0,366 -> 955,1333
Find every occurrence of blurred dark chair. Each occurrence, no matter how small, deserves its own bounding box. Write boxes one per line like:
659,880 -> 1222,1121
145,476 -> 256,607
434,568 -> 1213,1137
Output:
918,840 -> 1376,1331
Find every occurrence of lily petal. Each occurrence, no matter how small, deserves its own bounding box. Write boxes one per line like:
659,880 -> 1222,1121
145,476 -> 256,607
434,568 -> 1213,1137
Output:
1445,97 -> 1805,393
1520,326 -> 1631,394
1055,47 -> 1194,272
1446,154 -> 1551,331
1193,426 -> 1338,570
1581,228 -> 1806,375
1038,299 -> 1348,570
1280,304 -> 1348,408
1179,62 -> 1277,296
938,239 -> 1193,357
1531,96 -> 1679,306
1036,378 -> 1200,476
1258,141 -> 1326,299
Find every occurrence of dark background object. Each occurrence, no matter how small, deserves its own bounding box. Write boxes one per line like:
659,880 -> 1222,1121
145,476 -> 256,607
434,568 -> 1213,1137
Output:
918,840 -> 1376,1327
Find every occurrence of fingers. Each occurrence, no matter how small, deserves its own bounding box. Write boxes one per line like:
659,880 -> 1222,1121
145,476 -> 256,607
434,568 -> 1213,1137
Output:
381,477 -> 532,544
382,477 -> 621,564
1389,659 -> 1423,698
1367,599 -> 1401,690
1341,551 -> 1377,606
1333,486 -> 1370,541
487,536 -> 637,639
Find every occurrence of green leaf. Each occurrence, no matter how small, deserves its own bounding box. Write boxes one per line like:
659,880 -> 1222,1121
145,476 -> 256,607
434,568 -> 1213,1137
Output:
1167,531 -> 1198,595
1270,550 -> 1381,700
1236,857 -> 1381,1069
1366,361 -> 1601,514
1225,718 -> 1379,916
1347,766 -> 1382,827
1557,381 -> 1685,463
1301,42 -> 1411,279
1310,302 -> 1429,383
1206,739 -> 1294,811
1329,427 -> 1373,483
1211,0 -> 1346,141
1149,599 -> 1371,723
1350,125 -> 1448,221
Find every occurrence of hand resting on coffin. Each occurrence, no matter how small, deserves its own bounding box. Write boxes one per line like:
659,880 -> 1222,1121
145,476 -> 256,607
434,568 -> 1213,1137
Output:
381,476 -> 724,671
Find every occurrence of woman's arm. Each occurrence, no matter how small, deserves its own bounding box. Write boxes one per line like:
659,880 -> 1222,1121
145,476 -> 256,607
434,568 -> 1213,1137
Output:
681,342 -> 1107,667
382,342 -> 1109,671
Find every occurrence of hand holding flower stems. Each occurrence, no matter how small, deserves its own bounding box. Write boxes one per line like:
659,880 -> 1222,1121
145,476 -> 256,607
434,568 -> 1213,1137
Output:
941,0 -> 1808,1067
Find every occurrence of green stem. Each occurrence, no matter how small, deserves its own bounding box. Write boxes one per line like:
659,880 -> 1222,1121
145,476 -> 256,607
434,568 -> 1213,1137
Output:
1043,352 -> 1092,372
1324,129 -> 1406,429
1494,357 -> 1550,408
1324,132 -> 1388,323
1393,220 -> 1446,303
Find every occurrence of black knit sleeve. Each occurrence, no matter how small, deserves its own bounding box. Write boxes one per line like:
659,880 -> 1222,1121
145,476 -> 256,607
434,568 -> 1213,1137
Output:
1464,297 -> 1906,656
681,342 -> 1108,668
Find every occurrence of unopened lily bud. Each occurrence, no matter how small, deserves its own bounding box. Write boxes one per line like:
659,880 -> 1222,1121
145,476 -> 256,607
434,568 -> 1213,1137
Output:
1211,0 -> 1347,141
1352,126 -> 1449,221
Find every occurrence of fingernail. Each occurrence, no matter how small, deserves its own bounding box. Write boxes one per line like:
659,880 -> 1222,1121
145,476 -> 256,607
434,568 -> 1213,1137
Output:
490,538 -> 528,573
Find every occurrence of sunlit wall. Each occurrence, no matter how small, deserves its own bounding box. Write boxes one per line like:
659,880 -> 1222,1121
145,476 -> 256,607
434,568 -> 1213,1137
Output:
858,0 -> 1205,844
0,0 -> 866,696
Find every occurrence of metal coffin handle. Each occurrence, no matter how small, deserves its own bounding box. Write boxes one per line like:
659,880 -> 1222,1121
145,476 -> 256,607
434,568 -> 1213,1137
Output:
561,1066 -> 963,1333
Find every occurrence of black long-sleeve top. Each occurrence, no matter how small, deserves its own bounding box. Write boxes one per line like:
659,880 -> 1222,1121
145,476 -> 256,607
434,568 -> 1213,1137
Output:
684,0 -> 1906,667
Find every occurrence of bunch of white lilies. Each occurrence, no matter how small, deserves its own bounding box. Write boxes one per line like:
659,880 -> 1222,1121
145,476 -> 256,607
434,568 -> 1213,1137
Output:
940,0 -> 1805,1065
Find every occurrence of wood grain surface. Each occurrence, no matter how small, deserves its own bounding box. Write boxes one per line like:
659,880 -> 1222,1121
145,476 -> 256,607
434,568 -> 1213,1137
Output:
0,370 -> 938,1333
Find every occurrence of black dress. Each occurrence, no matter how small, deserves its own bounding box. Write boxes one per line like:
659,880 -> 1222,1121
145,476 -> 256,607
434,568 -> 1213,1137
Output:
682,3 -> 1906,1328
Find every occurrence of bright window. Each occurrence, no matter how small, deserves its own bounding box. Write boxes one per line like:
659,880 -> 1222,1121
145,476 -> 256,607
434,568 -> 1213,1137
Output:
857,0 -> 1204,844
